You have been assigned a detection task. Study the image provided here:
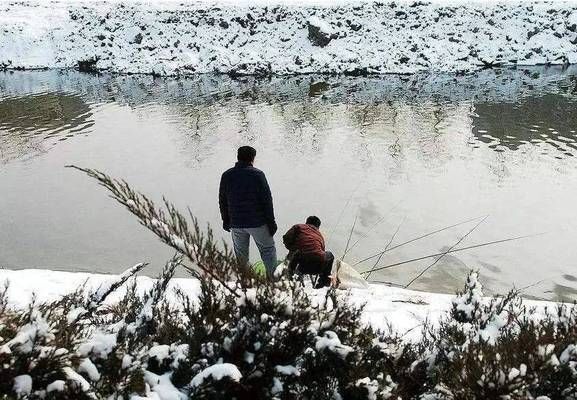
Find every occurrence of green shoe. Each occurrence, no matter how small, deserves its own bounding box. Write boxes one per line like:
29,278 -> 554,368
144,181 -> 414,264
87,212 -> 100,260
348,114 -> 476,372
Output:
252,260 -> 267,277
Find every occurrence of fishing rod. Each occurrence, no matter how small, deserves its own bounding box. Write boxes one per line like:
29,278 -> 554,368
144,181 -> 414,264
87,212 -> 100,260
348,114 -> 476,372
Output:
341,198 -> 404,259
341,214 -> 386,260
362,231 -> 545,277
326,179 -> 362,245
365,216 -> 405,280
353,215 -> 486,266
404,216 -> 488,288
341,213 -> 358,259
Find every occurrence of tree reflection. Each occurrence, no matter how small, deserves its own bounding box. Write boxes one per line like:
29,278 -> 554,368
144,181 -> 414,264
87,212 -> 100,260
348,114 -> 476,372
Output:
2,67 -> 577,167
473,94 -> 577,156
0,92 -> 93,162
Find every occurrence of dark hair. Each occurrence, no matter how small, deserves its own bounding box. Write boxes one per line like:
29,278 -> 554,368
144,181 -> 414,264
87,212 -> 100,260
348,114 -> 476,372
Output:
237,146 -> 257,163
306,215 -> 321,228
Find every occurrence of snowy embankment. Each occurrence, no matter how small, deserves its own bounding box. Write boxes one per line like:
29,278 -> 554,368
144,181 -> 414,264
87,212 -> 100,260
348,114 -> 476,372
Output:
2,266 -> 575,398
1,0 -> 577,75
0,268 -> 551,338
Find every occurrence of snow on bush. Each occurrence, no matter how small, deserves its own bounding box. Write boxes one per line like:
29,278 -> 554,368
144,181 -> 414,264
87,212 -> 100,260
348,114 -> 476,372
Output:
1,168 -> 576,399
190,363 -> 242,388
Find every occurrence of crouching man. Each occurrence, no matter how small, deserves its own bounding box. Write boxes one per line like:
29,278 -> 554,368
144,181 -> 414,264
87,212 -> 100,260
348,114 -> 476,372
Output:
282,216 -> 334,288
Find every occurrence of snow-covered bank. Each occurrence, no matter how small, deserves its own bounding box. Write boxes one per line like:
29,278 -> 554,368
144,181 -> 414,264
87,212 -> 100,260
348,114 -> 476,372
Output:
2,267 -> 575,399
1,0 -> 577,75
0,268 -> 553,338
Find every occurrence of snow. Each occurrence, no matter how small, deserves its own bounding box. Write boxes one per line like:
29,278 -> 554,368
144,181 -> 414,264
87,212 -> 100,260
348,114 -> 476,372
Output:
308,16 -> 335,35
190,363 -> 243,387
170,344 -> 189,369
355,377 -> 378,400
79,358 -> 101,382
13,375 -> 33,396
67,307 -> 87,324
0,311 -> 54,355
63,366 -> 95,397
508,367 -> 520,380
122,354 -> 134,369
77,331 -> 118,359
0,268 -> 557,339
519,363 -> 527,376
560,344 -> 577,363
244,351 -> 255,364
452,271 -> 483,320
46,380 -> 66,392
144,371 -> 187,400
271,377 -> 283,394
90,262 -> 146,306
275,365 -> 300,375
149,345 -> 171,363
315,330 -> 354,359
1,0 -> 577,75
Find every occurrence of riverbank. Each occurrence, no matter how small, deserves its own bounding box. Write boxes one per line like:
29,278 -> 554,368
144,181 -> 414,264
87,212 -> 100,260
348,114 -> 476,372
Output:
3,266 -> 576,398
0,267 -> 554,338
1,0 -> 577,75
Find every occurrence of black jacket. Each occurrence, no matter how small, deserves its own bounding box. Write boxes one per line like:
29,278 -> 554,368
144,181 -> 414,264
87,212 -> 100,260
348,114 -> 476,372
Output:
219,162 -> 276,229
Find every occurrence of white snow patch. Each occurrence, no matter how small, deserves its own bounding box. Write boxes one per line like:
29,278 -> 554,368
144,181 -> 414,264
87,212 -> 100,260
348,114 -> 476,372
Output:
79,358 -> 101,381
355,377 -> 378,400
144,371 -> 187,400
271,377 -> 283,395
315,330 -> 353,359
47,380 -> 66,392
67,307 -> 87,323
308,16 -> 335,35
13,375 -> 33,396
275,364 -> 300,376
149,344 -> 171,363
190,363 -> 242,387
78,331 -> 118,359
1,312 -> 54,354
63,366 -> 94,396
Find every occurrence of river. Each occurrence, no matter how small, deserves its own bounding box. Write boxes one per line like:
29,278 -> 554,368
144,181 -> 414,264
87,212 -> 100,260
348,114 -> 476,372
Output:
1,68 -> 577,300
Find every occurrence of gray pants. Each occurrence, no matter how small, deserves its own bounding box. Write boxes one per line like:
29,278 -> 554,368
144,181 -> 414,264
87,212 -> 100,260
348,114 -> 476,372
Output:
231,225 -> 277,277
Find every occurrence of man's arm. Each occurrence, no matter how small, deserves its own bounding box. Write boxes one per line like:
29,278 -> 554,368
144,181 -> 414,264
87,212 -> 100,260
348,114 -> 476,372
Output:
218,174 -> 230,231
282,225 -> 299,251
259,172 -> 277,235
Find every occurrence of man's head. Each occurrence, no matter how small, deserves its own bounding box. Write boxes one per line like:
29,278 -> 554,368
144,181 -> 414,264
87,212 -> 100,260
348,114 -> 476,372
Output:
237,146 -> 257,164
306,215 -> 321,228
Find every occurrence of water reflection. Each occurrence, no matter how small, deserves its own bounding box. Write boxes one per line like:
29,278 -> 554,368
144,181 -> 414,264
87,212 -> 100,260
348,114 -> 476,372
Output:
473,95 -> 577,156
1,68 -> 577,300
0,92 -> 93,162
2,68 -> 577,165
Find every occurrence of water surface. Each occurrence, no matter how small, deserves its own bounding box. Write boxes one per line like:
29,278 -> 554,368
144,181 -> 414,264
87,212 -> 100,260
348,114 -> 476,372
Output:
1,68 -> 577,300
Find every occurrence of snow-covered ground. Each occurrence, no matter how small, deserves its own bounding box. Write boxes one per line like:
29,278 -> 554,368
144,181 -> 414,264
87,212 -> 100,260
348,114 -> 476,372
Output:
0,268 -> 555,339
1,0 -> 577,75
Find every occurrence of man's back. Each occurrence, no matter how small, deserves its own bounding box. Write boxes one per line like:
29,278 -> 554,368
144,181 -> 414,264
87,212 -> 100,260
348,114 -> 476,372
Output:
283,219 -> 333,288
283,223 -> 325,257
219,146 -> 277,278
219,162 -> 274,229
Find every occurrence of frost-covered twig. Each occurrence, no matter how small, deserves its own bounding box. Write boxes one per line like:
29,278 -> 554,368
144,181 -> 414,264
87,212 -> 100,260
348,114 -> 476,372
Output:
87,262 -> 148,313
67,165 -> 245,297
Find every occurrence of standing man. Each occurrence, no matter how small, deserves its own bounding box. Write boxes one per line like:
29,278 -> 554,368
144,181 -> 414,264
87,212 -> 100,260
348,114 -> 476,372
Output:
219,146 -> 278,277
282,216 -> 334,288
